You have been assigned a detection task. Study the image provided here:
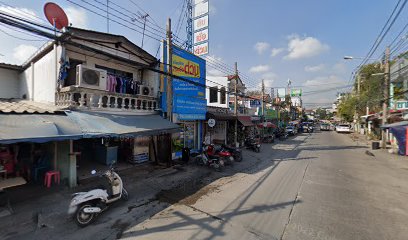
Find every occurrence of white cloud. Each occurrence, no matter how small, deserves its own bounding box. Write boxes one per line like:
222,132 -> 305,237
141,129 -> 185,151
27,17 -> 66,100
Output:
285,35 -> 329,60
12,44 -> 38,63
207,68 -> 225,77
303,75 -> 346,88
304,64 -> 325,72
0,6 -> 40,22
254,42 -> 270,54
249,64 -> 270,73
65,7 -> 88,29
271,48 -> 284,57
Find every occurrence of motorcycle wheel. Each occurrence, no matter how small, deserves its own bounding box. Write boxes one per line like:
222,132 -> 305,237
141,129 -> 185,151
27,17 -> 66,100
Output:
122,188 -> 129,201
75,203 -> 96,227
255,147 -> 260,153
235,154 -> 242,162
195,156 -> 204,166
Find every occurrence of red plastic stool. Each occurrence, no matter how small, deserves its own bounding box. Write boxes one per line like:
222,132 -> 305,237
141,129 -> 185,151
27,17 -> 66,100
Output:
44,170 -> 60,188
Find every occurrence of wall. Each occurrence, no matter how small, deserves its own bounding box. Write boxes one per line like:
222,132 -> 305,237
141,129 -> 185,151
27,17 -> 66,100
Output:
19,44 -> 61,103
0,68 -> 20,98
66,48 -> 159,94
206,76 -> 229,108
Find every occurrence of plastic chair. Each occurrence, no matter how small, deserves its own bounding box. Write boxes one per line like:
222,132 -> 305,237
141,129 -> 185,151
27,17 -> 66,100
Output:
44,170 -> 60,188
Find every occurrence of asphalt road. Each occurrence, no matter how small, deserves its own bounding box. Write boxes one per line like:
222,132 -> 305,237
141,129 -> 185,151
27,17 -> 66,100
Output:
120,130 -> 408,240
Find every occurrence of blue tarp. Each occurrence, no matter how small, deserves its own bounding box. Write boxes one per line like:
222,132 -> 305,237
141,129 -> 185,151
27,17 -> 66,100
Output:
389,125 -> 408,155
0,114 -> 83,144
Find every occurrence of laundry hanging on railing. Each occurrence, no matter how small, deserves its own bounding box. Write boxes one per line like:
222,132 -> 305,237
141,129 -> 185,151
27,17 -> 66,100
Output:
106,73 -> 140,95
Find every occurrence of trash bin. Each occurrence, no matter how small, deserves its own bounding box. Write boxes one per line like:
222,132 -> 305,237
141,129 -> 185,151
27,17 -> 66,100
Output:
372,141 -> 380,150
181,147 -> 190,162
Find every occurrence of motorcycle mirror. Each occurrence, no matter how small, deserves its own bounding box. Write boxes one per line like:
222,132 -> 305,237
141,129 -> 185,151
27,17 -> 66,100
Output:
91,170 -> 97,175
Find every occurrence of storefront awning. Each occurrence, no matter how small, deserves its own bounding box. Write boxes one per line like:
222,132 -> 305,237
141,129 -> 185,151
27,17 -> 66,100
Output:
380,121 -> 408,129
0,114 -> 83,144
66,111 -> 181,137
238,116 -> 255,126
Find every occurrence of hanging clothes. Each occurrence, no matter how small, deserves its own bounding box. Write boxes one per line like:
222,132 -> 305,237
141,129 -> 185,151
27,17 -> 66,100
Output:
115,77 -> 122,93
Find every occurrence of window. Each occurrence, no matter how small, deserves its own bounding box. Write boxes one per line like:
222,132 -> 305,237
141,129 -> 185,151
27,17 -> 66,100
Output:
210,87 -> 218,103
220,87 -> 226,104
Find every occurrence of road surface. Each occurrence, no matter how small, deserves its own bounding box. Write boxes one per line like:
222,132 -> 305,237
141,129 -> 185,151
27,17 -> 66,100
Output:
120,130 -> 408,240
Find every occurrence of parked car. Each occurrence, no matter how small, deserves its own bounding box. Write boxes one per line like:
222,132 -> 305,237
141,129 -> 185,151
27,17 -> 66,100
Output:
320,123 -> 331,131
286,126 -> 296,135
336,124 -> 351,133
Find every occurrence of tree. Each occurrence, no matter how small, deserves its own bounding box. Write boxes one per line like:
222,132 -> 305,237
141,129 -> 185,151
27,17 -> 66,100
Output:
337,94 -> 357,122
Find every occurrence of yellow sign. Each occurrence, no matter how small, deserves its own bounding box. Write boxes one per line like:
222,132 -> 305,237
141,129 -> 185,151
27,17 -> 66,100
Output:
172,55 -> 201,78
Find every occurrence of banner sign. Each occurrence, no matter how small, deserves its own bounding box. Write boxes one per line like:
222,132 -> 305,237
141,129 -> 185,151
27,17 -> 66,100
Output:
194,28 -> 208,45
277,88 -> 286,98
193,42 -> 209,56
194,15 -> 208,31
193,0 -> 209,56
291,89 -> 302,97
160,45 -> 207,120
193,0 -> 209,18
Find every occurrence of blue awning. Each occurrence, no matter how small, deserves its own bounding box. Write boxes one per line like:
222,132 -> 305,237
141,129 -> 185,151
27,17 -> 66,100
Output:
65,111 -> 180,137
0,114 -> 83,144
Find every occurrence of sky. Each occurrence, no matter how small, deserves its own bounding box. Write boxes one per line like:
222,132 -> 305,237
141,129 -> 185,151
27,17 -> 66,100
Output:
0,0 -> 407,108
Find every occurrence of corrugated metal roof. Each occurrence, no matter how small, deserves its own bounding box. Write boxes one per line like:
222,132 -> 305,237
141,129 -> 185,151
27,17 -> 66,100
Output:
0,114 -> 83,144
65,111 -> 181,137
0,99 -> 60,114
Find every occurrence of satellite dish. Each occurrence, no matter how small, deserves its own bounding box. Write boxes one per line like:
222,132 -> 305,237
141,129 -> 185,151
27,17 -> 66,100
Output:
44,2 -> 69,30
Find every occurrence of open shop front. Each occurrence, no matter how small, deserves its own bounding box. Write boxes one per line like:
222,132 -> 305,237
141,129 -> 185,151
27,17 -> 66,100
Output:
65,111 -> 180,181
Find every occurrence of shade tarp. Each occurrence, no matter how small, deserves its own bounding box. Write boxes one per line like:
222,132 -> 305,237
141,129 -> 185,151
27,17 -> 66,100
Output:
389,125 -> 408,155
0,114 -> 83,144
238,116 -> 255,126
65,111 -> 181,137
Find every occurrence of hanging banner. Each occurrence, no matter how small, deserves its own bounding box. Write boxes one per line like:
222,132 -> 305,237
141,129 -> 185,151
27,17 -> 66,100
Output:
277,88 -> 286,98
291,89 -> 302,97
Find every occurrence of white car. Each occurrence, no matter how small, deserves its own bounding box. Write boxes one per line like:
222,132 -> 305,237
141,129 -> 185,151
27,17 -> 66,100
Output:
336,124 -> 351,133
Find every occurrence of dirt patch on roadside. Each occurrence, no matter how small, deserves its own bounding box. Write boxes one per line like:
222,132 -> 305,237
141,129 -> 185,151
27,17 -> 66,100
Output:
156,179 -> 219,206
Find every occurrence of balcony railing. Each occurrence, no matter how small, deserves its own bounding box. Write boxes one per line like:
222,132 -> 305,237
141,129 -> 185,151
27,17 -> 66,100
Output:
56,86 -> 157,114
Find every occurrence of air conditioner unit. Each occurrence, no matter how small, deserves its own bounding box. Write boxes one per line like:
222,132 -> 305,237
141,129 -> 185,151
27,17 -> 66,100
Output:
139,85 -> 154,96
76,64 -> 107,90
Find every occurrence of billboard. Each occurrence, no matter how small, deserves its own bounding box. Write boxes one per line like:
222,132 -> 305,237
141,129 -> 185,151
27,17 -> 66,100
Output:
291,89 -> 302,97
162,43 -> 207,120
193,0 -> 209,56
277,88 -> 286,98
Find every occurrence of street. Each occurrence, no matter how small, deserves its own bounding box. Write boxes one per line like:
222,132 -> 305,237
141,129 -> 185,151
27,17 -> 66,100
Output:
119,130 -> 408,240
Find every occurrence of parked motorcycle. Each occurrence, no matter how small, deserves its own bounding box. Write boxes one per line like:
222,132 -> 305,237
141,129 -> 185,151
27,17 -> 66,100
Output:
221,144 -> 242,162
275,128 -> 288,140
68,167 -> 129,227
195,144 -> 224,171
207,144 -> 234,165
245,137 -> 261,152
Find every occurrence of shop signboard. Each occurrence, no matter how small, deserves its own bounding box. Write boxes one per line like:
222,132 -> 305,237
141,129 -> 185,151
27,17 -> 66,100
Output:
193,42 -> 209,56
133,138 -> 149,164
193,0 -> 209,56
194,28 -> 208,45
194,15 -> 208,31
396,101 -> 408,110
291,88 -> 302,97
277,88 -> 286,98
161,44 -> 207,120
250,100 -> 261,107
193,0 -> 209,18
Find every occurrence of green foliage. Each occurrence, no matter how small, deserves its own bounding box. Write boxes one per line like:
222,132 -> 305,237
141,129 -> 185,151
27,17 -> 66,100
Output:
337,94 -> 357,122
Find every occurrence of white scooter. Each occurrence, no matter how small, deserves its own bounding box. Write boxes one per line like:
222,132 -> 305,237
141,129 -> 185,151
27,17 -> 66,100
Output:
68,167 -> 129,227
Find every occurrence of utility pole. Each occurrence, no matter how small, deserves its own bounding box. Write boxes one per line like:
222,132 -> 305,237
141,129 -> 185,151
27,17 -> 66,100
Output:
234,62 -> 238,147
356,73 -> 361,133
261,79 -> 265,120
382,46 -> 390,148
106,0 -> 109,33
166,18 -> 173,122
140,14 -> 149,48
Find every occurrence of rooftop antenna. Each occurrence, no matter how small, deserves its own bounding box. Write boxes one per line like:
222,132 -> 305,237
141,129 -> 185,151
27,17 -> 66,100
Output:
43,2 -> 69,34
